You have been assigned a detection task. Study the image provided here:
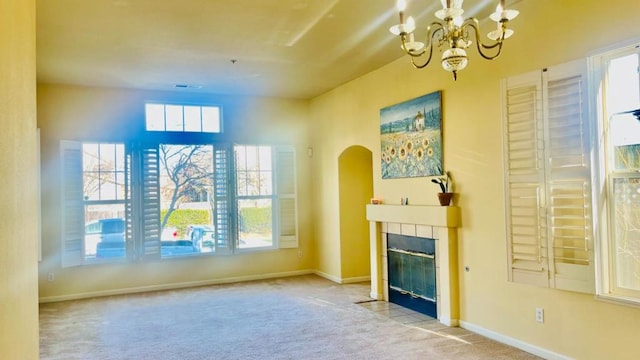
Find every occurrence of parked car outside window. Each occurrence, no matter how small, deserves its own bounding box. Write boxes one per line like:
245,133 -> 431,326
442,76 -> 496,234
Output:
187,225 -> 216,253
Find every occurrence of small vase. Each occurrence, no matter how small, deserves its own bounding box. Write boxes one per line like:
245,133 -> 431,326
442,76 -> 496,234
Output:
437,192 -> 454,206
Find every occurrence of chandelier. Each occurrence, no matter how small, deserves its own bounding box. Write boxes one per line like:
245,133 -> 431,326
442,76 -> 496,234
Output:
389,0 -> 519,80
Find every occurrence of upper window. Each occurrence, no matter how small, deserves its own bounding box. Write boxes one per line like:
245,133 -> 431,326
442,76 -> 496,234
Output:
145,103 -> 222,133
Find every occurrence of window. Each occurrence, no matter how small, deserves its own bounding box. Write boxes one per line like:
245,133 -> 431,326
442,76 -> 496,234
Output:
593,42 -> 640,304
60,142 -> 128,266
60,108 -> 298,266
82,143 -> 127,261
235,145 -> 274,249
145,103 -> 222,133
502,59 -> 595,293
158,144 -> 217,257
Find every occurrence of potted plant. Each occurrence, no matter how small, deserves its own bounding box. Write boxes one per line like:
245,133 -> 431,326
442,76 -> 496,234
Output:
431,171 -> 454,206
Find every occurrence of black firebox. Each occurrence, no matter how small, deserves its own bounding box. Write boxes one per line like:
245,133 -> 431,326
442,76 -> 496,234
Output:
387,233 -> 436,318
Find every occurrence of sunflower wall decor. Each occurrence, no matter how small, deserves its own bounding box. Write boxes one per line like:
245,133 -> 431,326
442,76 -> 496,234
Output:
379,91 -> 443,179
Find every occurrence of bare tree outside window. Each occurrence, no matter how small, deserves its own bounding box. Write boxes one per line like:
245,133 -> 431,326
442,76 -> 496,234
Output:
159,145 -> 214,231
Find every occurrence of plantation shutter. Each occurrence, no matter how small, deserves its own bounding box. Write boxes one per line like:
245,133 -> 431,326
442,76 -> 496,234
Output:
60,141 -> 85,267
275,146 -> 298,249
503,59 -> 595,293
124,147 -> 134,260
213,146 -> 231,254
140,145 -> 161,260
543,60 -> 594,293
503,71 -> 549,287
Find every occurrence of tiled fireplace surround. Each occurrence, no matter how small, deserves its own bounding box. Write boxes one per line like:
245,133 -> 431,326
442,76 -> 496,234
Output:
366,204 -> 462,326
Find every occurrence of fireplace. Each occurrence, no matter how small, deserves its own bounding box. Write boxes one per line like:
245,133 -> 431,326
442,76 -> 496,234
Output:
387,233 -> 437,318
366,204 -> 461,326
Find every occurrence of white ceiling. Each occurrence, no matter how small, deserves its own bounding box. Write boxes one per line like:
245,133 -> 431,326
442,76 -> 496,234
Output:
36,0 -> 513,99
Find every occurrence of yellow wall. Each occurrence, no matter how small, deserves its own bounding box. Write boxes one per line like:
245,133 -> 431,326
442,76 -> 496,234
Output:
338,146 -> 373,280
310,0 -> 640,358
0,0 -> 39,358
37,83 -> 314,300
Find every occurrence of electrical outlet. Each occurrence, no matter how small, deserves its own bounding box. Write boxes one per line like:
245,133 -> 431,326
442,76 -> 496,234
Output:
47,273 -> 55,282
535,307 -> 544,323
297,250 -> 303,259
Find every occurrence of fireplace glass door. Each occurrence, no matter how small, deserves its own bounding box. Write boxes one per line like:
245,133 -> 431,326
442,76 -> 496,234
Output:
387,234 -> 436,317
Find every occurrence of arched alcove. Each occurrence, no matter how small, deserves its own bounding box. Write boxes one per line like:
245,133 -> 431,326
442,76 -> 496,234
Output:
338,145 -> 373,281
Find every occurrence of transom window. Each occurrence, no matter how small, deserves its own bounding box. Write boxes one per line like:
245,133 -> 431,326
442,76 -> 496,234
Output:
145,103 -> 222,133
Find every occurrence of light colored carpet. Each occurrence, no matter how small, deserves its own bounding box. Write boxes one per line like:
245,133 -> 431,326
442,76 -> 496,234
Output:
40,275 -> 541,360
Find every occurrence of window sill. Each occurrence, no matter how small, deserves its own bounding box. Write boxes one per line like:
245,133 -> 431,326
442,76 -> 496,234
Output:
596,293 -> 640,308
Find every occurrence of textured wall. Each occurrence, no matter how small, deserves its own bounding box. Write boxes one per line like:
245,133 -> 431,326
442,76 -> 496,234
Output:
0,0 -> 39,358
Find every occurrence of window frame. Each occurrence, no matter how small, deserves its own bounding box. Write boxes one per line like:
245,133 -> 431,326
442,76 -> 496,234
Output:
590,40 -> 640,306
144,101 -> 223,134
234,144 -> 278,251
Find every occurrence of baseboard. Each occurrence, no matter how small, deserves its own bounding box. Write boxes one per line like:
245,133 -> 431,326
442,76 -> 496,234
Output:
313,270 -> 342,283
39,269 -> 315,303
311,271 -> 370,284
459,320 -> 573,360
438,316 -> 459,327
341,275 -> 371,284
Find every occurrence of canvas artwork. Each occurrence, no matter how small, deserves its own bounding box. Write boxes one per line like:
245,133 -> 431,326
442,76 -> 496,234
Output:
380,91 -> 443,179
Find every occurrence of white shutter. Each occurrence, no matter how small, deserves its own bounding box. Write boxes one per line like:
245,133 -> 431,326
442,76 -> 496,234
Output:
503,60 -> 595,293
544,60 -> 595,293
124,148 -> 134,259
60,140 -> 84,267
503,71 -> 549,287
213,146 -> 231,254
140,146 -> 161,260
275,146 -> 298,249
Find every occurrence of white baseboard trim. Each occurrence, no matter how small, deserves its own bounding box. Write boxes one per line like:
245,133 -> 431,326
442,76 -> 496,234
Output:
341,275 -> 371,284
312,271 -> 370,285
439,316 -> 459,327
39,269 -> 315,303
313,270 -> 342,283
459,320 -> 573,360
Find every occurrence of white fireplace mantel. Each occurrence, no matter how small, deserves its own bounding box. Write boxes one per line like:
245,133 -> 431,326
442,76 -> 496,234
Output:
366,204 -> 461,326
366,204 -> 461,228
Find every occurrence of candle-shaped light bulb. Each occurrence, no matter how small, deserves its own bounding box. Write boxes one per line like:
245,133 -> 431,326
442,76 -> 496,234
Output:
397,0 -> 407,24
409,32 -> 415,43
407,16 -> 415,28
496,3 -> 503,14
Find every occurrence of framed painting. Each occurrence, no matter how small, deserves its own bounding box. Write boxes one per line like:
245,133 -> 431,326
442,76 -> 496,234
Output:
380,91 -> 443,179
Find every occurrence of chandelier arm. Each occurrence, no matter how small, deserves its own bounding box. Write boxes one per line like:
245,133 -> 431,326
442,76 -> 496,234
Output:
401,24 -> 445,69
462,19 -> 505,60
400,22 -> 445,58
